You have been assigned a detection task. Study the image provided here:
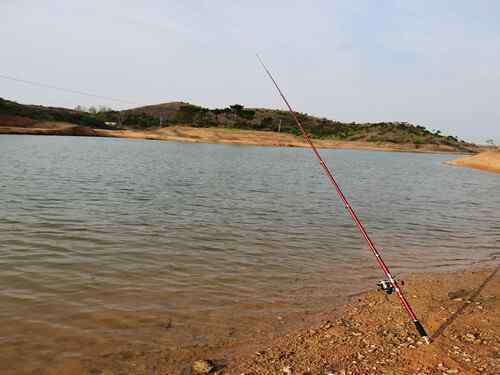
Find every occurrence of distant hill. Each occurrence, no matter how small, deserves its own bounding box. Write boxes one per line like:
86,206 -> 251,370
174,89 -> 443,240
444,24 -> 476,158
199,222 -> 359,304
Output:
0,97 -> 113,128
0,97 -> 477,153
125,102 -> 476,152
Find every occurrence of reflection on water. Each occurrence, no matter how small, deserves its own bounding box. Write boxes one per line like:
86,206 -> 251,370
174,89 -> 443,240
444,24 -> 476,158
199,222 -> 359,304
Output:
0,135 -> 499,372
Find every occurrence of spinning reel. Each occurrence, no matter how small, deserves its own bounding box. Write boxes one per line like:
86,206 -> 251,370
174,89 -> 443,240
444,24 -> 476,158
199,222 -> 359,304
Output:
377,278 -> 404,295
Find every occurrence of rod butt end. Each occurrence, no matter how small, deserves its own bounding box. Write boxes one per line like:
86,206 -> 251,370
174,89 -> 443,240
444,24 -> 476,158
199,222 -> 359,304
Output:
414,320 -> 432,344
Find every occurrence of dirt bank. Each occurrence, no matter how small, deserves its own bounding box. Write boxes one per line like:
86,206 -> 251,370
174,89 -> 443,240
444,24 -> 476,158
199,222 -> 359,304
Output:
226,267 -> 500,375
446,151 -> 500,174
33,266 -> 499,375
0,121 -> 474,154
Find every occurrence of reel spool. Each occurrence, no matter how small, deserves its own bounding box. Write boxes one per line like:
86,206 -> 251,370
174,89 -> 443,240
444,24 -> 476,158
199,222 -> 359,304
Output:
377,279 -> 395,294
377,278 -> 405,294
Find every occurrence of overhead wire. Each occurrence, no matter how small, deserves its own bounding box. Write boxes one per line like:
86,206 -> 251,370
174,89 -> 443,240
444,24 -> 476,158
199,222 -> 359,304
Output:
0,73 -> 138,106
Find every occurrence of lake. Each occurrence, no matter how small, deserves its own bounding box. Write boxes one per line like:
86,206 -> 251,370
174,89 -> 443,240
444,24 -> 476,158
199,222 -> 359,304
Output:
0,135 -> 499,373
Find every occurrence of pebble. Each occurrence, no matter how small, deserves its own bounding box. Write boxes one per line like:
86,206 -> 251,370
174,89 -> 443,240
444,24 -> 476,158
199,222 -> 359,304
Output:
464,333 -> 476,342
192,360 -> 214,374
437,363 -> 448,371
448,289 -> 467,299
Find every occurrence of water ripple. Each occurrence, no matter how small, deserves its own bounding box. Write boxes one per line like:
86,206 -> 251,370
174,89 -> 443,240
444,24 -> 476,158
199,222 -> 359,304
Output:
0,135 -> 499,369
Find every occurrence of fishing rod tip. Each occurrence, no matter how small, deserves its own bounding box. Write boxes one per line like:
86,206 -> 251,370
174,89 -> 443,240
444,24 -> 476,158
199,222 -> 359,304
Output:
255,53 -> 264,64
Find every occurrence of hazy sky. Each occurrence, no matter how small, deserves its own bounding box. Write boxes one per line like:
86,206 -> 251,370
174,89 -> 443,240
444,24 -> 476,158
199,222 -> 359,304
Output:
2,1 -> 499,143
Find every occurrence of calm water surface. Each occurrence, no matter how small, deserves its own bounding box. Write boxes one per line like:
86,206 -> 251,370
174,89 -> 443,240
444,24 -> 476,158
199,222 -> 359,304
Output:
0,135 -> 499,372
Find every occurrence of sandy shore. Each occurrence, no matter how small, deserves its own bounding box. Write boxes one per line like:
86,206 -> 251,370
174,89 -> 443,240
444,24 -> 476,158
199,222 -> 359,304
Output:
0,123 -> 474,154
226,267 -> 500,375
34,266 -> 498,375
446,151 -> 500,174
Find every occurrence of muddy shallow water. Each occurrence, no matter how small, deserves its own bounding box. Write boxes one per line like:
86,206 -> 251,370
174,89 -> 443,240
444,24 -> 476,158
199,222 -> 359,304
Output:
0,135 -> 499,373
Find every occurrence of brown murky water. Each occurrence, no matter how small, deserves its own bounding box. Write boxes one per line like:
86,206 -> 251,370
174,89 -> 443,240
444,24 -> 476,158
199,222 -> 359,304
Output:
1,135 -> 499,373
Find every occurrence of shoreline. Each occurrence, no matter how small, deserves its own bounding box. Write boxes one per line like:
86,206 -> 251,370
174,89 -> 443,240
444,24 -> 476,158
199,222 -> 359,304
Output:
34,265 -> 499,375
446,151 -> 500,174
227,266 -> 500,375
0,124 -> 476,155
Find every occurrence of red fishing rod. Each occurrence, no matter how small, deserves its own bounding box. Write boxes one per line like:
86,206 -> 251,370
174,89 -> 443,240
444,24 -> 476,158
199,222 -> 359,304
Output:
257,55 -> 431,344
